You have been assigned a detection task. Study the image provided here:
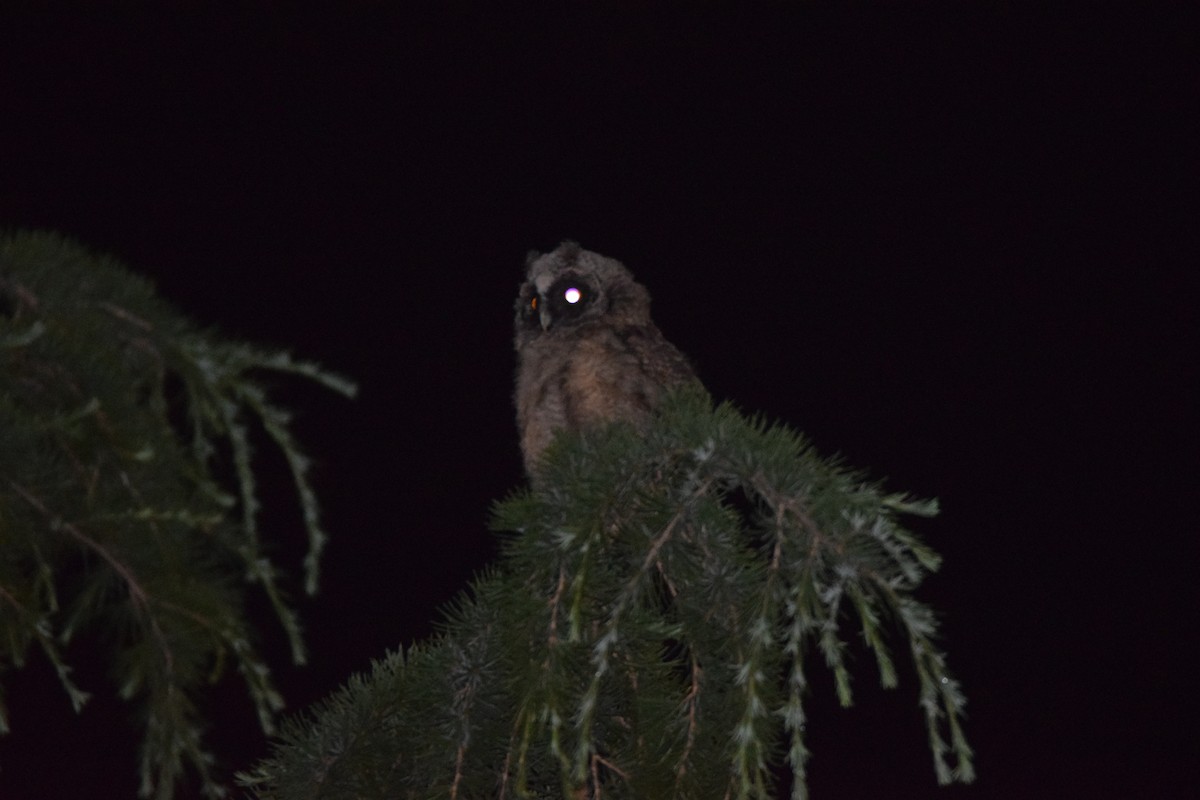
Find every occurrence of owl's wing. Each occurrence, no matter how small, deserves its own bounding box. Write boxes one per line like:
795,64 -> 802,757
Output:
623,324 -> 698,389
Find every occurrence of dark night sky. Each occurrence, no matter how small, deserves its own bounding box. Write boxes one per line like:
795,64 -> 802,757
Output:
1,5 -> 1194,798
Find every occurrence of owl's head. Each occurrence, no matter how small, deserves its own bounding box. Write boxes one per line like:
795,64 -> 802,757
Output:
514,242 -> 652,342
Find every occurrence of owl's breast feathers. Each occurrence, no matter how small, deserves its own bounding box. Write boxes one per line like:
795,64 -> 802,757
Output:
516,320 -> 696,473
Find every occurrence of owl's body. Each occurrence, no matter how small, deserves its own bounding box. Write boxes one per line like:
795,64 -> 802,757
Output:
514,242 -> 698,476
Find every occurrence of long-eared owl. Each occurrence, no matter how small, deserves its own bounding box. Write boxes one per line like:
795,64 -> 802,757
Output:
513,242 -> 699,477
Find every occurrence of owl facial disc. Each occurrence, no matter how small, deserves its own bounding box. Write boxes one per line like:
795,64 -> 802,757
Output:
538,275 -> 594,330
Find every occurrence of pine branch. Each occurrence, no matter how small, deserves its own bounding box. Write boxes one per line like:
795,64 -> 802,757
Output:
245,388 -> 974,799
0,230 -> 354,799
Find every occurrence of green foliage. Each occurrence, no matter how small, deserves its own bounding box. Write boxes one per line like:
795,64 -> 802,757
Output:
0,231 -> 356,798
244,389 -> 973,799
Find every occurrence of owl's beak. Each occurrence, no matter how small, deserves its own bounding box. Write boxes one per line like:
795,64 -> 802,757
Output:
539,304 -> 553,331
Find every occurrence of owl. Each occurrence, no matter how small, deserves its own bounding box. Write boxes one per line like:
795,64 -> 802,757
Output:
513,242 -> 700,477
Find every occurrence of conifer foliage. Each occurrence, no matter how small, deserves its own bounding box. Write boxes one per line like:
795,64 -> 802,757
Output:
244,391 -> 974,799
0,231 -> 356,798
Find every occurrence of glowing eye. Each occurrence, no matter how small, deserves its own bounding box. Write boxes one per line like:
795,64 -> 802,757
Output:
530,296 -> 538,311
563,287 -> 582,304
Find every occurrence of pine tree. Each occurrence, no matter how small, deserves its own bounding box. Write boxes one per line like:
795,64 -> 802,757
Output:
242,390 -> 975,799
2,231 -> 975,799
0,231 -> 356,799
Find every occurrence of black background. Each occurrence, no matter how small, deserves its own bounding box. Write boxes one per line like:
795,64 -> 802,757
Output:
1,4 -> 1194,798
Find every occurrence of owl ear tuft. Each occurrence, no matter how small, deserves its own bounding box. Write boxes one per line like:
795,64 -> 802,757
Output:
551,240 -> 582,264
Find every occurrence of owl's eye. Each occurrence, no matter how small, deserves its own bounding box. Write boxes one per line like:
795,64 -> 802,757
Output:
530,276 -> 595,330
518,291 -> 541,329
548,279 -> 592,320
